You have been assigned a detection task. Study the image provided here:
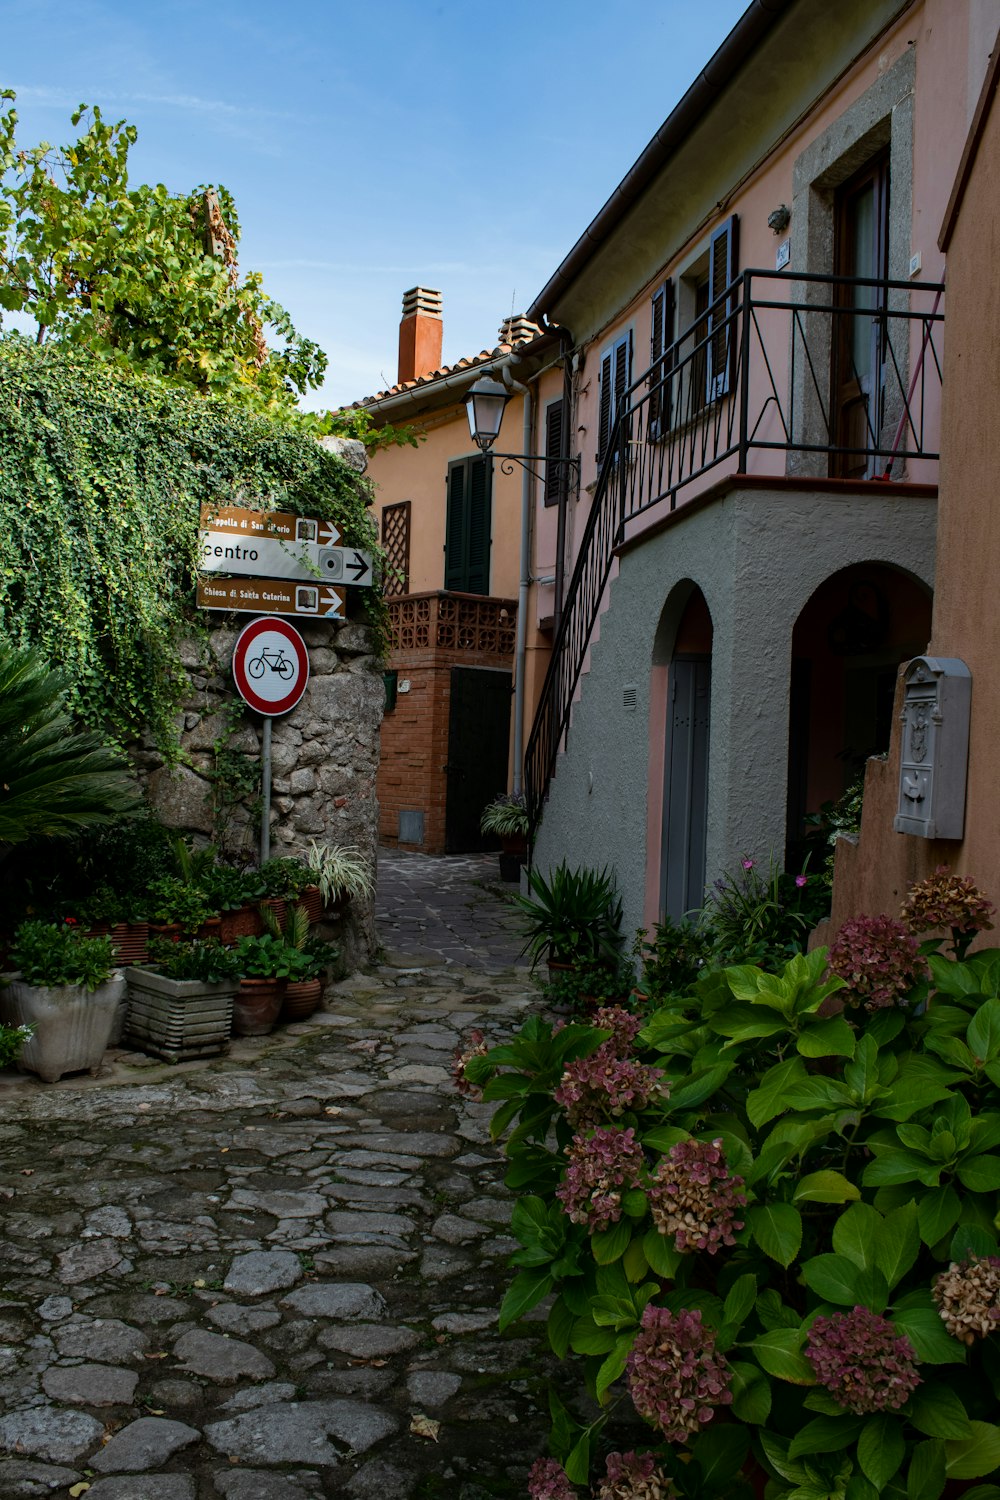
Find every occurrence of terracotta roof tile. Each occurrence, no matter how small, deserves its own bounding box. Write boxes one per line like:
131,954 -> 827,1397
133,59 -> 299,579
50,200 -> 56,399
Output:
358,325 -> 543,408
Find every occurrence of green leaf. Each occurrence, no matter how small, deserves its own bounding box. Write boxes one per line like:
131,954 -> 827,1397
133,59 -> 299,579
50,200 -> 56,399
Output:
968,1000 -> 1000,1062
854,1265 -> 891,1314
833,1201 -> 884,1271
590,1217 -> 632,1266
793,1170 -> 861,1204
568,1317 -> 617,1355
747,1057 -> 810,1128
595,1333 -> 633,1401
858,1414 -> 905,1490
789,1414 -> 865,1459
668,1063 -> 734,1112
498,1268 -> 552,1331
729,1360 -> 772,1424
723,1273 -> 757,1328
690,1425 -> 749,1489
890,1305 -> 966,1365
946,1422 -> 1000,1479
797,1016 -> 857,1058
640,1124 -> 690,1153
641,1228 -> 681,1279
845,1035 -> 882,1102
752,1327 -> 816,1385
875,1201 -> 920,1290
547,1295 -> 574,1359
950,1224 -> 999,1261
917,1185 -> 963,1247
957,1154 -> 1000,1192
801,1253 -> 863,1305
906,1383 -> 973,1440
907,1439 -> 947,1500
748,1202 -> 803,1267
564,1431 -> 591,1485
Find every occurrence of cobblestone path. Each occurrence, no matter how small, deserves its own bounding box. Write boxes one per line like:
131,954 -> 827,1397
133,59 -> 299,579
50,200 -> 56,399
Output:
0,864 -> 556,1499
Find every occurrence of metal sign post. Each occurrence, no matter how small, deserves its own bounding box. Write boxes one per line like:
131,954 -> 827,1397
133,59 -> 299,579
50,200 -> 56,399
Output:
261,718 -> 272,863
230,618 -> 310,866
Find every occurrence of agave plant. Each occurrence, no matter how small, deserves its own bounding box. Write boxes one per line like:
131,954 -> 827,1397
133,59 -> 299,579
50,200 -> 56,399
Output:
0,639 -> 140,846
514,861 -> 624,969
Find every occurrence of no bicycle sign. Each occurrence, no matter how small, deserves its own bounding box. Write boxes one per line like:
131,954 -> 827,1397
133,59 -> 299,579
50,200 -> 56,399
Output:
231,617 -> 309,717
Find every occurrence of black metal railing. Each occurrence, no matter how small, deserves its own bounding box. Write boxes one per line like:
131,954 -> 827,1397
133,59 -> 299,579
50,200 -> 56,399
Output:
524,268 -> 944,829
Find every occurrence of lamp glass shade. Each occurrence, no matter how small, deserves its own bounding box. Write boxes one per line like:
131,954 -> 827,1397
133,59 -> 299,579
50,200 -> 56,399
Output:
465,376 -> 510,451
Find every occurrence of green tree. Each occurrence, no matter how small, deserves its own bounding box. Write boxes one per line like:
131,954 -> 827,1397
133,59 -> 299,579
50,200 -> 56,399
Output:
0,90 -> 326,408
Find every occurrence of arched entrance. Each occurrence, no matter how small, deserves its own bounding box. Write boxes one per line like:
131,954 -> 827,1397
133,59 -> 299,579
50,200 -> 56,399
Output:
657,587 -> 714,919
786,562 -> 932,869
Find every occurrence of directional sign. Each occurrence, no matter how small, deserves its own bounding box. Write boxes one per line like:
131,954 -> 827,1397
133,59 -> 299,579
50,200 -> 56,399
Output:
314,546 -> 374,587
232,617 -> 309,717
199,534 -> 374,588
199,503 -> 340,547
197,577 -> 345,619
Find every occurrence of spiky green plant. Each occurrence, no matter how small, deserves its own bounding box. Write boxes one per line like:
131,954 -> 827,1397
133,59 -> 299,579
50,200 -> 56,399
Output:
0,639 -> 140,845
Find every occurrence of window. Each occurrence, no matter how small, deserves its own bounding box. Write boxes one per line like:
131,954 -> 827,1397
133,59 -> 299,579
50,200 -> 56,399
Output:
382,500 -> 412,597
597,330 -> 632,465
445,456 -> 491,594
707,214 -> 740,401
671,213 -> 740,425
543,398 -> 565,507
648,280 -> 675,440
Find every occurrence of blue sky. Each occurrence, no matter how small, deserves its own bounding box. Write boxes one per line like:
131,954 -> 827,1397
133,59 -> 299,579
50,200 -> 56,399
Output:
2,1 -> 748,410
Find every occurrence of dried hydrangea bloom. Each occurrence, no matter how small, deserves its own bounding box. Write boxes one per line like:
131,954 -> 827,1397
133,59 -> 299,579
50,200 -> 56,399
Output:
626,1305 -> 733,1442
451,1029 -> 488,1099
933,1256 -> 1000,1344
597,1450 -> 677,1500
901,867 -> 995,938
527,1457 -> 576,1500
555,1047 -> 665,1128
647,1137 -> 746,1254
556,1125 -> 645,1233
804,1306 -> 921,1413
592,1005 -> 646,1052
826,913 -> 926,1010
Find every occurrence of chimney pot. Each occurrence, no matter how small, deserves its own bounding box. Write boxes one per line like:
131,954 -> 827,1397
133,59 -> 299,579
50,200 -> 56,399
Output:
398,286 -> 443,385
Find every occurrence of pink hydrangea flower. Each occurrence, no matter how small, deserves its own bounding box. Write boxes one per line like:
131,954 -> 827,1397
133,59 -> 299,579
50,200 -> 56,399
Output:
933,1256 -> 1000,1344
593,1005 -> 645,1051
597,1450 -> 677,1500
555,1047 -> 664,1128
804,1306 -> 921,1413
647,1137 -> 745,1254
556,1125 -> 645,1233
626,1305 -> 733,1441
827,913 -> 926,1010
451,1029 -> 488,1098
901,867 -> 995,938
795,874 -> 808,888
527,1457 -> 576,1500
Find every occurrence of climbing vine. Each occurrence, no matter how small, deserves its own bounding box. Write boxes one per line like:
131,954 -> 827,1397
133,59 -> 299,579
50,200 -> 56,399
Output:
0,336 -> 384,752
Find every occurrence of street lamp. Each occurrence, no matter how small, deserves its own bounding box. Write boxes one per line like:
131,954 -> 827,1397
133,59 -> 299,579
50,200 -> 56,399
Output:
464,376 -> 511,454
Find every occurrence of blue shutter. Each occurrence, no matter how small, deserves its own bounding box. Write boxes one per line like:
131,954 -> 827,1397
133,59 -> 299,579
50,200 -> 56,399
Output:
708,214 -> 739,399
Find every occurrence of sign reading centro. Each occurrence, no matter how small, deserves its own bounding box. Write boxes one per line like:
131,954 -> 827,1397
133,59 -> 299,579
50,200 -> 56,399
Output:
231,617 -> 309,717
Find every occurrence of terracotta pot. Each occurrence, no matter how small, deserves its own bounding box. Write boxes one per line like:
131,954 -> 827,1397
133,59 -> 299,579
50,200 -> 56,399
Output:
258,897 -> 287,932
232,976 -> 285,1036
281,978 -> 322,1021
218,905 -> 263,943
197,917 -> 222,942
148,922 -> 184,943
85,922 -> 150,967
299,886 -> 324,924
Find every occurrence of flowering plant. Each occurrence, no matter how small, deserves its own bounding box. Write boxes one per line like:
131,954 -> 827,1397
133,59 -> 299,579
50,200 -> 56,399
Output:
463,873 -> 1000,1497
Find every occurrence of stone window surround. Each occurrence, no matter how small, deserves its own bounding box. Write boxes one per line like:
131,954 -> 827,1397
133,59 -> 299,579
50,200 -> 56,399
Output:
787,48 -> 916,476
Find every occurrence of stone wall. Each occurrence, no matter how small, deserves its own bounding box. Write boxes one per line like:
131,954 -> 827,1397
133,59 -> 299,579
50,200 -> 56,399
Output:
131,616 -> 384,973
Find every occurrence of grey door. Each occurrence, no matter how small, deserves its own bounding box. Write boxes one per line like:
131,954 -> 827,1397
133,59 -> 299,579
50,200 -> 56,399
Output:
661,655 -> 711,920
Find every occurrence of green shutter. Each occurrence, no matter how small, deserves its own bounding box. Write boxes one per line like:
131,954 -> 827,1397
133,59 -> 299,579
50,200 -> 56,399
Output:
544,399 -> 565,507
445,456 -> 491,593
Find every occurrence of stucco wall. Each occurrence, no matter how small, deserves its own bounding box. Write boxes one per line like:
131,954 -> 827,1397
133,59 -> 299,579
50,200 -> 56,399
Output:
531,483 -> 936,944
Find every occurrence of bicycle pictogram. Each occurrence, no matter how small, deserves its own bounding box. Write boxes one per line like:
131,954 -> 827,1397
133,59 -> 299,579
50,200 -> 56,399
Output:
247,646 -> 294,680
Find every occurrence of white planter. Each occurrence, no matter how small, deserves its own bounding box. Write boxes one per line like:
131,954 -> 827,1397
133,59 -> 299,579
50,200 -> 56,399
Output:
1,974 -> 125,1083
124,967 -> 237,1063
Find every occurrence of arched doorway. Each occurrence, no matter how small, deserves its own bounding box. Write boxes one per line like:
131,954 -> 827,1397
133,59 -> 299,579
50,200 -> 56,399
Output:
659,587 -> 714,919
786,562 -> 932,869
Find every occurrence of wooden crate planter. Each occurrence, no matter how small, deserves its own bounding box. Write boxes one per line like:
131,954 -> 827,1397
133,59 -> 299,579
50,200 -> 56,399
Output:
124,968 -> 237,1063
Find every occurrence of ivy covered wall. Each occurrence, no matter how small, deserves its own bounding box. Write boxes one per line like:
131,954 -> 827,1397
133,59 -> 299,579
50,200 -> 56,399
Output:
0,336 -> 381,752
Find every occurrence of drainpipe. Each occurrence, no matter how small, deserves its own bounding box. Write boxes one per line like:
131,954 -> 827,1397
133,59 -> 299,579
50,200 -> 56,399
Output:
502,361 -> 534,797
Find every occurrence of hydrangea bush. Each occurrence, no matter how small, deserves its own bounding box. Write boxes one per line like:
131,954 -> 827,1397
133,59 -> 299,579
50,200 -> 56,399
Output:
464,873 -> 1000,1499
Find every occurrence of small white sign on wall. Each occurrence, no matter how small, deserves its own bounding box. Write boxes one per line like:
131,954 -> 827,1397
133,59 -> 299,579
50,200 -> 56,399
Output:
776,239 -> 791,271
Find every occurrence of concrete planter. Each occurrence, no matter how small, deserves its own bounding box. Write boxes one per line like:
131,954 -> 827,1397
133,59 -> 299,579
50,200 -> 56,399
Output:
124,967 -> 237,1063
1,974 -> 126,1082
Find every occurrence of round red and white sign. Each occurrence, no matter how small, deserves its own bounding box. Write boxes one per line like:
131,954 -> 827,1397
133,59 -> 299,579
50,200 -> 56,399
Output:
232,617 -> 309,717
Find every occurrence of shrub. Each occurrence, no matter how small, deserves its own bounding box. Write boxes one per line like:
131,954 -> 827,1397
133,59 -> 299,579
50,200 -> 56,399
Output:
8,920 -> 115,991
466,876 -> 1000,1497
514,863 -> 624,969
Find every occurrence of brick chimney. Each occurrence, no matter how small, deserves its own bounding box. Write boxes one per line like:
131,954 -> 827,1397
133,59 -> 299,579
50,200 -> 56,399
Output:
397,287 -> 443,385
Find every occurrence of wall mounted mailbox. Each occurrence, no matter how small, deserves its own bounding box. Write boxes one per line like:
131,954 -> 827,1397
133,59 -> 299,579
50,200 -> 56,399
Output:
894,656 -> 972,839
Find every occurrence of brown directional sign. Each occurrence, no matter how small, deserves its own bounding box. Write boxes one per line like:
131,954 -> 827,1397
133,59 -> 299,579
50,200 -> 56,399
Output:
196,577 -> 345,619
198,503 -> 340,548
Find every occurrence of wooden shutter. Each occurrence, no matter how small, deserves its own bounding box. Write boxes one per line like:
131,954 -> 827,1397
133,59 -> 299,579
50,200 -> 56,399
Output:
445,457 -> 491,594
544,399 -> 565,507
597,348 -> 613,464
708,214 -> 739,399
598,332 -> 632,463
648,280 -> 675,438
465,456 -> 491,595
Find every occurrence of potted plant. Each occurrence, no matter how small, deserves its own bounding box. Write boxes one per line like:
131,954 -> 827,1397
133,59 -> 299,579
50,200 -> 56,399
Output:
0,920 -> 124,1082
513,861 -> 624,976
260,903 -> 335,1021
145,876 -> 215,939
124,938 -> 242,1063
202,862 -> 266,942
231,932 -> 312,1035
304,841 -> 374,916
480,792 -> 529,881
78,884 -> 151,966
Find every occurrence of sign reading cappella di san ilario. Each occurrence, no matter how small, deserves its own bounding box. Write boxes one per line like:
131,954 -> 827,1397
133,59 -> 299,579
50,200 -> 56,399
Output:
197,504 -> 374,603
